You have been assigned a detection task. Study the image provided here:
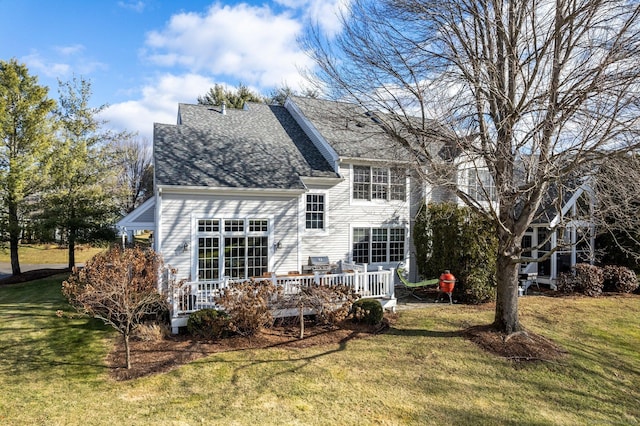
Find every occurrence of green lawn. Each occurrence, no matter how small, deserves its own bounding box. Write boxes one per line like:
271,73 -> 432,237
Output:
0,244 -> 105,265
0,277 -> 638,425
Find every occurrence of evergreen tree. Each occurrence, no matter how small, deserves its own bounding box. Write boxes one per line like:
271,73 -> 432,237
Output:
0,59 -> 56,275
197,83 -> 264,108
42,76 -> 122,268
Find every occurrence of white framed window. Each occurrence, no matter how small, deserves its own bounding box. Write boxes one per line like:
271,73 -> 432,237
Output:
466,169 -> 497,202
353,165 -> 406,201
196,218 -> 269,280
352,227 -> 405,264
305,194 -> 325,230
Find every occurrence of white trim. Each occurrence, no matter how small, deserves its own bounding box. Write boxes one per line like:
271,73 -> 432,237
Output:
157,184 -> 305,197
299,176 -> 344,186
349,164 -> 409,205
116,197 -> 156,230
301,190 -> 330,236
190,215 -> 275,281
340,156 -> 413,166
550,186 -> 586,227
284,98 -> 340,173
349,224 -> 409,266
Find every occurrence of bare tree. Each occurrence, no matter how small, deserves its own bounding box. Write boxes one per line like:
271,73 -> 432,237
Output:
112,136 -> 153,215
62,246 -> 167,369
303,0 -> 640,333
592,154 -> 640,267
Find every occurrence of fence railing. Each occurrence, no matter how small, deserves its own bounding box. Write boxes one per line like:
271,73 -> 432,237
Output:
170,268 -> 396,318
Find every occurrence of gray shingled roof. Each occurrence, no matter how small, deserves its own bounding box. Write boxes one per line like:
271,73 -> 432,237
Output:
290,96 -> 413,162
290,96 -> 458,164
154,103 -> 337,189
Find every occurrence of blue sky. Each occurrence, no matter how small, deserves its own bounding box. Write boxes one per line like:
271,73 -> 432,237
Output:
0,0 -> 346,140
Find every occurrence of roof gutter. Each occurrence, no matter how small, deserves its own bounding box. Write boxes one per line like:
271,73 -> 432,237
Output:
157,184 -> 306,197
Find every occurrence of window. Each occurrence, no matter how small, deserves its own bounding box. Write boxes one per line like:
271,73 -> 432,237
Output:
305,194 -> 325,230
467,169 -> 497,202
196,218 -> 269,280
390,168 -> 406,201
353,166 -> 406,201
352,227 -> 405,264
198,236 -> 220,280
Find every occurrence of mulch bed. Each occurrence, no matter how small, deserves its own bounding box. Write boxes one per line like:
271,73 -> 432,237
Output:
464,324 -> 568,362
108,314 -> 568,381
107,317 -> 392,381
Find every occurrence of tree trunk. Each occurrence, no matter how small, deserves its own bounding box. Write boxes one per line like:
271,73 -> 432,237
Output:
68,228 -> 76,270
124,332 -> 131,369
299,306 -> 305,339
493,253 -> 520,334
8,201 -> 21,276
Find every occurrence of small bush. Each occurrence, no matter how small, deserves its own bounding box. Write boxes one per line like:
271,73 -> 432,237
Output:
556,272 -> 578,294
603,265 -> 639,293
351,298 -> 383,325
463,271 -> 496,304
187,309 -> 231,340
574,263 -> 604,297
132,322 -> 170,342
215,280 -> 279,336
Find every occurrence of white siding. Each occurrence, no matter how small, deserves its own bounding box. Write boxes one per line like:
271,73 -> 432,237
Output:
299,163 -> 412,272
158,192 -> 301,281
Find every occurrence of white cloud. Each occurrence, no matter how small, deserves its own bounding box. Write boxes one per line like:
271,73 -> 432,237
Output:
102,1 -> 354,141
54,44 -> 85,56
118,1 -> 145,13
100,73 -> 216,140
142,3 -> 316,91
275,0 -> 350,36
22,52 -> 71,79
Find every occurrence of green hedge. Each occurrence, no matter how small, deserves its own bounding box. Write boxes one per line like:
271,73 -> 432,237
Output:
413,202 -> 497,303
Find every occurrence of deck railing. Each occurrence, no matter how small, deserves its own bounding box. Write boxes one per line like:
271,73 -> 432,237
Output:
170,267 -> 396,318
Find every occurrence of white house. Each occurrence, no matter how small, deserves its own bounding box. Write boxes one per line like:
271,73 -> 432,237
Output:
118,96 -> 457,331
117,95 -> 595,330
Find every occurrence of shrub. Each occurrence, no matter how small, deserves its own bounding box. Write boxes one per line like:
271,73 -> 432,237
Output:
132,322 -> 170,342
62,246 -> 168,369
351,298 -> 383,325
414,202 -> 497,304
556,272 -> 578,294
574,263 -> 604,297
214,280 -> 279,336
314,284 -> 358,326
187,309 -> 231,340
603,265 -> 639,293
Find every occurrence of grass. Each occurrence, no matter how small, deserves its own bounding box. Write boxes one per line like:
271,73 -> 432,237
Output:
0,277 -> 638,425
0,244 -> 105,265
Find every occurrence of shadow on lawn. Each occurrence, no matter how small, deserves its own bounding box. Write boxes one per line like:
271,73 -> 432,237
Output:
386,327 -> 462,338
0,268 -> 71,285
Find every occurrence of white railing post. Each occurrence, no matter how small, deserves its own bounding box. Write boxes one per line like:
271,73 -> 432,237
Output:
389,267 -> 396,299
314,271 -> 320,285
172,289 -> 179,318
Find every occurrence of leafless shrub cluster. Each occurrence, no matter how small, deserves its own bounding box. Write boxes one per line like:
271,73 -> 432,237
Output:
557,263 -> 638,296
603,265 -> 639,294
214,280 -> 281,336
273,284 -> 358,338
62,246 -> 168,369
